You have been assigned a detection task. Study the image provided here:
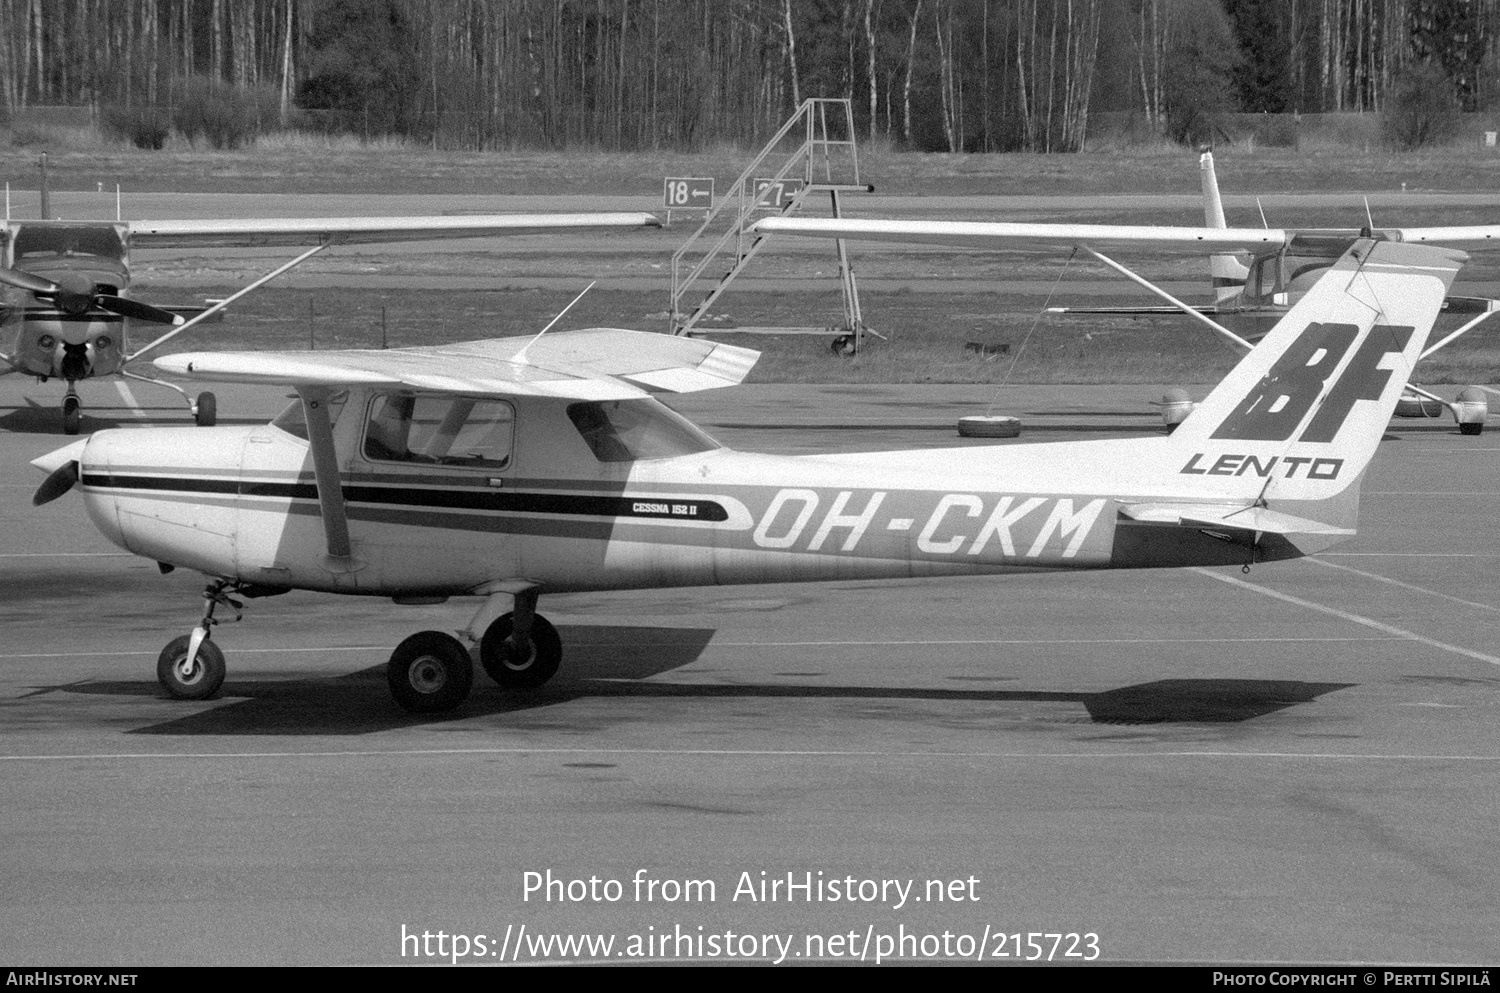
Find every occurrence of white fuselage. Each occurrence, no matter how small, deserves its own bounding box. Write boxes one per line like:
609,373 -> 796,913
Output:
68,390 -> 1317,599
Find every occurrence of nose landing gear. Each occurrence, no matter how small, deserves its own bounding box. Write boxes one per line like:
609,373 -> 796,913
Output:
156,581 -> 243,700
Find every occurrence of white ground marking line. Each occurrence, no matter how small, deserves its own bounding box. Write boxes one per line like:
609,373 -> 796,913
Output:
1306,557 -> 1500,614
1190,567 -> 1500,667
1366,491 -> 1500,496
0,552 -> 133,558
2,747 -> 1499,763
0,646 -> 393,659
1324,553 -> 1500,557
0,637 -> 1405,661
113,379 -> 146,419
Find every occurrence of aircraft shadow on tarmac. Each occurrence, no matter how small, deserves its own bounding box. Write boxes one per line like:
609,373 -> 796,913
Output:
24,623 -> 1354,736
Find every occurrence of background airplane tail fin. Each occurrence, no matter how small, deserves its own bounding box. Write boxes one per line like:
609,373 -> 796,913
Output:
1165,239 -> 1462,508
1200,150 -> 1250,305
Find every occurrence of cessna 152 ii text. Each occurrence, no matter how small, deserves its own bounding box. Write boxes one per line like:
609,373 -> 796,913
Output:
30,235 -> 1465,714
0,203 -> 661,433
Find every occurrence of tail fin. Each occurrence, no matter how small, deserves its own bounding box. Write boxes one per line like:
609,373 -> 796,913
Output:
1166,239 -> 1462,507
1200,150 -> 1249,305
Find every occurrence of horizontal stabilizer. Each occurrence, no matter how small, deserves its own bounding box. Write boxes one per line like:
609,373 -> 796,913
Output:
1121,503 -> 1355,536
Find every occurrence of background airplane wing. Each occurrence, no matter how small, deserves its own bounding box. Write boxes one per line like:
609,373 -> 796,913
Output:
153,328 -> 759,400
753,217 -> 1291,255
1390,226 -> 1500,249
128,212 -> 661,248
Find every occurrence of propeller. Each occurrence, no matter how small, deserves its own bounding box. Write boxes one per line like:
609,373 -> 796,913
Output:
0,268 -> 184,325
32,460 -> 79,506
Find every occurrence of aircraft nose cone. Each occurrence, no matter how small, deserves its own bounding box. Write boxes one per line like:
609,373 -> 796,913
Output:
31,438 -> 88,474
56,291 -> 94,315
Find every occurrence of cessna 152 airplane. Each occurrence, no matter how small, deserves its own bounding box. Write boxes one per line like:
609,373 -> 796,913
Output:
30,236 -> 1464,714
0,205 -> 661,433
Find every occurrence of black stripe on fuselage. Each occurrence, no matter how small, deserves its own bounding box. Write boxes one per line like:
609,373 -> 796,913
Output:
81,473 -> 730,522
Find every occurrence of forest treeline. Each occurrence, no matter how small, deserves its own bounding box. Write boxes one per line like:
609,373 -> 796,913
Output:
2,0 -> 1497,152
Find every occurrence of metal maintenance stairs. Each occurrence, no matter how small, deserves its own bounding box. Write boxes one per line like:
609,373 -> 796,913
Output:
669,98 -> 875,353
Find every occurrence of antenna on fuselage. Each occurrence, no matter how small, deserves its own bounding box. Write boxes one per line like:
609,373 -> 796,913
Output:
1256,197 -> 1269,229
116,184 -> 121,222
1364,196 -> 1375,232
514,280 -> 596,364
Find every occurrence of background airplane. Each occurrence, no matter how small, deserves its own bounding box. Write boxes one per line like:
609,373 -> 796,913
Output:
754,209 -> 1494,434
1046,149 -> 1500,329
0,203 -> 661,433
30,237 -> 1461,713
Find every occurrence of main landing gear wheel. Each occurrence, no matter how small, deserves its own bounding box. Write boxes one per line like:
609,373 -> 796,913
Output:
388,631 -> 473,712
481,613 -> 561,689
156,635 -> 227,700
62,394 -> 81,435
194,392 -> 217,427
1460,422 -> 1484,436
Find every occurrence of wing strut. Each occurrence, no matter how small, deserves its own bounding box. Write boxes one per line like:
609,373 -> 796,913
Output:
297,385 -> 357,569
127,242 -> 329,362
1080,245 -> 1256,353
1421,308 -> 1498,360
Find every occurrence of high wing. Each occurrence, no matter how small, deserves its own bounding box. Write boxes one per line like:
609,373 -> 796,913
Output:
154,328 -> 760,400
752,217 -> 1291,255
128,212 -> 661,248
753,216 -> 1500,256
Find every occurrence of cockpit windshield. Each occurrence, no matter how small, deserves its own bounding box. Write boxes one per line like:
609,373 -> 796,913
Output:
567,399 -> 721,462
12,224 -> 126,263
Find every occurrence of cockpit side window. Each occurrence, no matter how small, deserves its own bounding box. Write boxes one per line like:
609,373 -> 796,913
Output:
270,391 -> 348,441
566,399 -> 720,463
363,394 -> 515,469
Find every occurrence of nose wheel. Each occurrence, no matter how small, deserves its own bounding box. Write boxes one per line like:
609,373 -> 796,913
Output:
62,390 -> 81,435
157,636 -> 226,700
156,581 -> 243,700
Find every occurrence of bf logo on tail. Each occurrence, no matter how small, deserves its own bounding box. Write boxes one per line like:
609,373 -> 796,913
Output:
1211,322 -> 1415,443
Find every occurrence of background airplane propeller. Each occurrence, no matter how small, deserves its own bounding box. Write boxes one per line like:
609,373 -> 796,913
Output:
0,268 -> 184,325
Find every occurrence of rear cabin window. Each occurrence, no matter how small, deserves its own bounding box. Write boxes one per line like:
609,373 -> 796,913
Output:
270,392 -> 348,440
567,399 -> 720,462
363,394 -> 515,469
